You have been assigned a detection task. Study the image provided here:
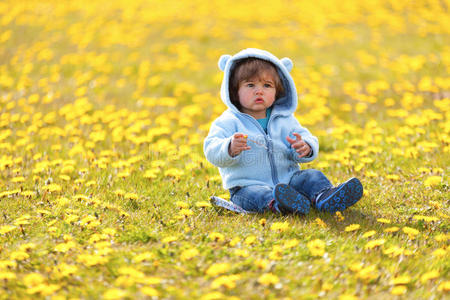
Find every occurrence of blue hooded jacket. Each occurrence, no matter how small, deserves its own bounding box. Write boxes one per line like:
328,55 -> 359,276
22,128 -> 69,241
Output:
203,48 -> 319,189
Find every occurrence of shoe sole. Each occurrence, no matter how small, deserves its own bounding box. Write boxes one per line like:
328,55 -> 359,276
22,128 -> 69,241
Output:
210,196 -> 251,214
274,184 -> 310,215
320,178 -> 363,213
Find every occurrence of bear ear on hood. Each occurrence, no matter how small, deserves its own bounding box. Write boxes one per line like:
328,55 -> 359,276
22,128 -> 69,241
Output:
218,55 -> 232,71
281,57 -> 293,72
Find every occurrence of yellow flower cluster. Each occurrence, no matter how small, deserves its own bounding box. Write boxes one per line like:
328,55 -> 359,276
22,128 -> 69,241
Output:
0,0 -> 447,298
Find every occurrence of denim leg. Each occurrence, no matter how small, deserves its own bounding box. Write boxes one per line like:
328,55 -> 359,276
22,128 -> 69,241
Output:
230,185 -> 274,213
289,169 -> 333,201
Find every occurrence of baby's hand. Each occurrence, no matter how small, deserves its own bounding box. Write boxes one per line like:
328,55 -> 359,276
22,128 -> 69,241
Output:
286,133 -> 311,158
228,133 -> 251,157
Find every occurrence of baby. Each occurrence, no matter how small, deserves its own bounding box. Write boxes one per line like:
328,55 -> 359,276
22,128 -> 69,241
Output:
204,48 -> 363,214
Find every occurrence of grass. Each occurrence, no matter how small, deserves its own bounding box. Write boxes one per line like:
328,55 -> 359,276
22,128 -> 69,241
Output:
0,0 -> 449,299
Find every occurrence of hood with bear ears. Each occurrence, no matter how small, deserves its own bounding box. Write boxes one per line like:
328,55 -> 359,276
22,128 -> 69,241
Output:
218,48 -> 297,116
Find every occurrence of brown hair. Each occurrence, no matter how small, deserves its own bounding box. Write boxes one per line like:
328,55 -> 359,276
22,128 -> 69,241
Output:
229,58 -> 285,110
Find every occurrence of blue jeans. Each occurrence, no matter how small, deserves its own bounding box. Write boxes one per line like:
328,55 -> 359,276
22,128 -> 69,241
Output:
229,169 -> 333,213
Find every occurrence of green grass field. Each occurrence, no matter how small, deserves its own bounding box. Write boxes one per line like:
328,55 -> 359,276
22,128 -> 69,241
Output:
0,0 -> 449,299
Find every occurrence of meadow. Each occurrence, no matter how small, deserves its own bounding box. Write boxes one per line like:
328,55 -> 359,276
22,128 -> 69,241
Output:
0,0 -> 449,299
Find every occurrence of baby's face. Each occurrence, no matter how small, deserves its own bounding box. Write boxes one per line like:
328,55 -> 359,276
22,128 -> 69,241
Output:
238,72 -> 276,119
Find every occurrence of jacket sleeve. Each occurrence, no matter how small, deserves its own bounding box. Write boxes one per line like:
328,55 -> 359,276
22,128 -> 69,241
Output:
287,118 -> 319,164
203,118 -> 241,168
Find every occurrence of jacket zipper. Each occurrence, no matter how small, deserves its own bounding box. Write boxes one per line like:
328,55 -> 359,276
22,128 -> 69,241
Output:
243,113 -> 280,186
266,114 -> 279,185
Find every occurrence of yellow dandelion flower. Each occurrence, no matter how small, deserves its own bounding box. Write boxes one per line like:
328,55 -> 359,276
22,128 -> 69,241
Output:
362,230 -> 376,238
345,224 -> 360,232
349,262 -> 363,272
195,201 -> 212,208
27,283 -> 60,296
76,254 -> 108,267
164,168 -> 184,180
117,170 -> 130,178
180,248 -> 199,261
424,176 -> 442,187
0,225 -> 16,234
24,273 -> 45,287
19,243 -> 36,252
391,285 -> 407,295
114,189 -> 125,197
0,272 -> 16,281
20,191 -> 36,198
270,221 -> 289,232
229,237 -> 241,247
54,241 -> 76,253
386,174 -> 400,181
269,245 -> 283,260
143,169 -> 159,179
59,175 -> 70,181
383,246 -> 404,257
420,270 -> 439,283
234,249 -> 249,258
413,215 -> 439,222
258,273 -> 279,286
10,251 -> 29,261
124,192 -> 138,200
357,265 -> 377,282
0,260 -> 17,269
211,274 -> 241,289
206,263 -> 230,277
11,176 -> 25,183
85,180 -> 96,187
133,252 -> 155,263
435,234 -> 449,242
259,218 -> 266,227
176,201 -> 188,208
432,248 -> 446,257
384,226 -> 400,233
179,208 -> 194,217
364,239 -> 385,250
402,226 -> 419,239
141,287 -> 159,297
244,235 -> 257,246
43,183 -> 62,193
315,218 -> 327,228
200,292 -> 225,300
437,281 -> 450,292
335,211 -> 344,221
255,259 -> 270,270
161,236 -> 177,244
284,239 -> 299,249
53,263 -> 78,278
307,239 -> 326,257
103,288 -> 127,300
377,218 -> 391,224
390,275 -> 411,285
209,232 -> 225,242
364,170 -> 378,178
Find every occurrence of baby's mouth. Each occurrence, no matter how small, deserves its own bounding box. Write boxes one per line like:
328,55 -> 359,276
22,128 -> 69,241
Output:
255,98 -> 264,103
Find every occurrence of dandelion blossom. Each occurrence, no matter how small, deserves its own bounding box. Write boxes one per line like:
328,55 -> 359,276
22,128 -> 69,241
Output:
420,270 -> 439,283
307,239 -> 326,257
258,273 -> 279,286
424,176 -> 442,187
270,221 -> 289,232
205,263 -> 230,277
345,224 -> 360,232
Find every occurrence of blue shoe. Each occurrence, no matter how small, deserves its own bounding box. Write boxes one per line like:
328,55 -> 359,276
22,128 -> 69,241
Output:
315,178 -> 363,213
273,184 -> 310,215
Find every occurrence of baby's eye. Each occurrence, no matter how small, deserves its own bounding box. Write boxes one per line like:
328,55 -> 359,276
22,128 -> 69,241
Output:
264,83 -> 273,88
246,83 -> 254,87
